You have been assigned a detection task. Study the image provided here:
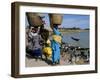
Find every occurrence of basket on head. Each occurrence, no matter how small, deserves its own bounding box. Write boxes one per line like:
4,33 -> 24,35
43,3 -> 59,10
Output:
49,14 -> 63,25
26,13 -> 43,27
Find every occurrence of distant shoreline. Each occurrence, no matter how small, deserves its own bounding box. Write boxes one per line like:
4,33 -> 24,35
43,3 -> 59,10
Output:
59,30 -> 89,33
48,30 -> 89,35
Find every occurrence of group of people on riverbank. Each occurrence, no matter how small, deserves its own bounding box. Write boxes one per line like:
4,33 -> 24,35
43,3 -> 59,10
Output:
26,13 -> 90,66
26,24 -> 62,65
26,13 -> 63,65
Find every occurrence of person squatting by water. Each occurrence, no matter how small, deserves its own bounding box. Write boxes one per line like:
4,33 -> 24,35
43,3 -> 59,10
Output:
51,24 -> 62,65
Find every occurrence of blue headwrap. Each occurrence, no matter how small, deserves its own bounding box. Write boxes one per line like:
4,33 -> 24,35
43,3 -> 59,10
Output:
53,25 -> 61,36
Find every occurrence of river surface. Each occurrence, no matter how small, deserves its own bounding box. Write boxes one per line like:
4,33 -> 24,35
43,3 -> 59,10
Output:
62,31 -> 89,48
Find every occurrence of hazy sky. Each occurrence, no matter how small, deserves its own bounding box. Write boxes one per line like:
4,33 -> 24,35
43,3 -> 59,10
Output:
61,14 -> 90,29
26,13 -> 90,29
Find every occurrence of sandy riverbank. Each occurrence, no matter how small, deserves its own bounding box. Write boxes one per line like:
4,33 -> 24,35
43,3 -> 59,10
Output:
60,30 -> 89,34
25,52 -> 87,67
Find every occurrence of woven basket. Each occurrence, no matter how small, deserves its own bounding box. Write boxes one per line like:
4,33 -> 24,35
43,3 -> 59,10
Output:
49,14 -> 63,25
26,13 -> 43,27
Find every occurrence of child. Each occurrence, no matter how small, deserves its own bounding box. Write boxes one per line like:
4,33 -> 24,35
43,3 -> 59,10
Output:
28,27 -> 44,60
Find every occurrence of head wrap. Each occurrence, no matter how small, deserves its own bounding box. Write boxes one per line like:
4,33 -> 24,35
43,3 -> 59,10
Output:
53,25 -> 61,36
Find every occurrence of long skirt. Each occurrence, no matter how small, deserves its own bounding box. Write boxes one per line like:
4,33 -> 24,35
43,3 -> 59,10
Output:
52,49 -> 60,63
51,40 -> 60,63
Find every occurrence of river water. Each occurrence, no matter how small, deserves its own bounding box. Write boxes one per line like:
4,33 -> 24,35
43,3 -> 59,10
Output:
62,31 -> 89,48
